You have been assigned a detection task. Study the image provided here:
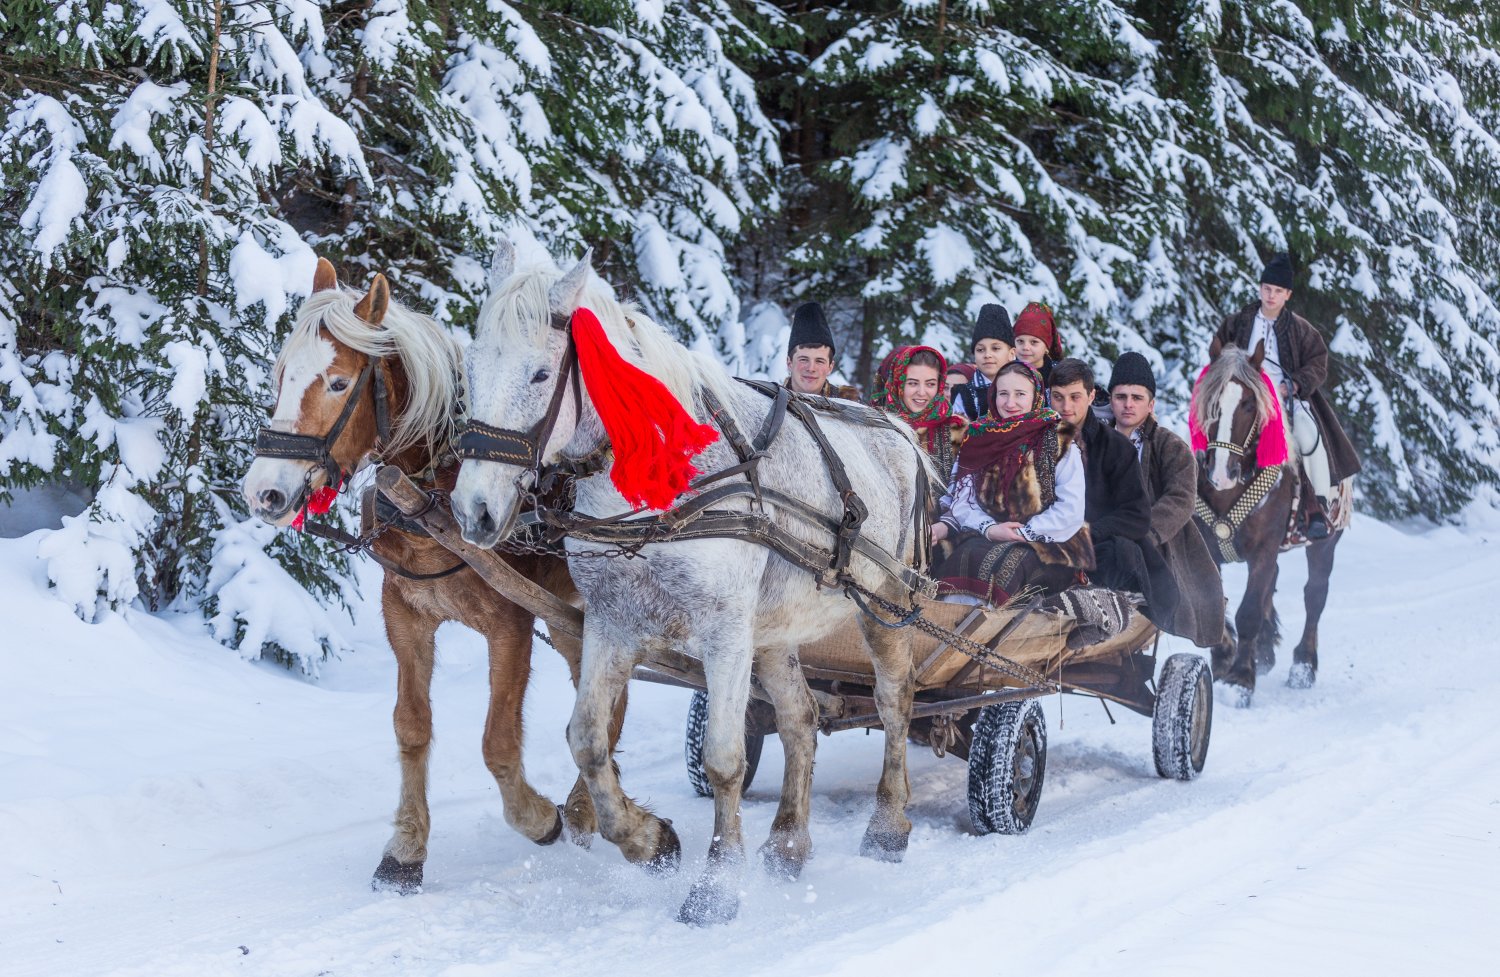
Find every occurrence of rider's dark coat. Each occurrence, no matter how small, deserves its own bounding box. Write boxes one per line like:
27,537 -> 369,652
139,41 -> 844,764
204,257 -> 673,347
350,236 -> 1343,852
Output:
1130,416 -> 1226,648
1215,301 -> 1362,483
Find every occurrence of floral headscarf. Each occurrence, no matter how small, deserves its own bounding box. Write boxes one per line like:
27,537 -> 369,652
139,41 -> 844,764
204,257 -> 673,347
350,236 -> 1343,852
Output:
956,361 -> 1059,484
876,345 -> 954,452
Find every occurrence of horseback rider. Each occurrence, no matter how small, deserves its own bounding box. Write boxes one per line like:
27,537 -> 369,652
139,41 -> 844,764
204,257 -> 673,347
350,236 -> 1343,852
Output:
950,303 -> 1016,419
784,301 -> 861,400
1107,352 -> 1226,648
1049,358 -> 1180,626
1214,254 -> 1362,538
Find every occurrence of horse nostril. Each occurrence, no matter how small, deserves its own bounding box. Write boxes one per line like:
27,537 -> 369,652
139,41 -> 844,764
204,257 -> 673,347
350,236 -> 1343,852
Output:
474,503 -> 496,537
259,488 -> 286,513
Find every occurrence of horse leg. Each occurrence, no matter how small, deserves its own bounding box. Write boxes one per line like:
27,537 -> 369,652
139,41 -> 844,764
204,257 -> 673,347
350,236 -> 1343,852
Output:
1254,564 -> 1278,681
755,645 -> 817,881
480,605 -> 565,845
1222,554 -> 1277,706
372,582 -> 436,893
857,615 -> 916,862
677,619 -> 757,926
567,626 -> 680,873
1290,533 -> 1339,689
548,626 -> 625,847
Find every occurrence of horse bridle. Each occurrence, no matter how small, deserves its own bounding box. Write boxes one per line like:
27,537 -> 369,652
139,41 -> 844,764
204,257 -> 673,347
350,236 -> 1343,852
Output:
453,308 -> 586,500
254,353 -> 393,503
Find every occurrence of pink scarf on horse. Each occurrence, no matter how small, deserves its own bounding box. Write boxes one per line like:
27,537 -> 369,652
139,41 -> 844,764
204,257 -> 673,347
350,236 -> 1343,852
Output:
1187,365 -> 1291,468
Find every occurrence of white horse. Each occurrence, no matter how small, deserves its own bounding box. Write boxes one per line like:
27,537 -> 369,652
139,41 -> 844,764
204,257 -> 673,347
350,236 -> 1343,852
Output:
451,244 -> 937,925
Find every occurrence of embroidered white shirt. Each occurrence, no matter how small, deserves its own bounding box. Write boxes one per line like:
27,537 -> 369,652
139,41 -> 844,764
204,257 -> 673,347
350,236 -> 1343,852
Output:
948,441 -> 1085,543
1249,311 -> 1287,391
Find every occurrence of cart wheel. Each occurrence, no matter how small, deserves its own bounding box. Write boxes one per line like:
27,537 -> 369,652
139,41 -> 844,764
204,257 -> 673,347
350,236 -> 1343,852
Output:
1153,653 -> 1213,780
684,690 -> 765,798
967,699 -> 1047,835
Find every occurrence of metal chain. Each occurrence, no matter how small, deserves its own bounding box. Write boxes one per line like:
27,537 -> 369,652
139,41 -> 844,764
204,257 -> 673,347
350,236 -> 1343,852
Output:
847,582 -> 1056,690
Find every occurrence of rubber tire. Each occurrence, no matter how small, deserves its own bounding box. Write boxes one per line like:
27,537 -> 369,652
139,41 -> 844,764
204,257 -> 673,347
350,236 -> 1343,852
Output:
967,699 -> 1047,835
684,689 -> 765,798
1153,653 -> 1213,780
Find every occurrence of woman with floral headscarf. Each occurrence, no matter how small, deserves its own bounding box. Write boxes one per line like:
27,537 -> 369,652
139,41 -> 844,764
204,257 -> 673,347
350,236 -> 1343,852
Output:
874,345 -> 967,476
932,361 -> 1093,606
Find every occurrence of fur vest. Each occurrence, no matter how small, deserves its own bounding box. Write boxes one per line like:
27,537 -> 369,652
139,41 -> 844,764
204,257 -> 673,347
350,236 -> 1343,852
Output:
971,422 -> 1094,572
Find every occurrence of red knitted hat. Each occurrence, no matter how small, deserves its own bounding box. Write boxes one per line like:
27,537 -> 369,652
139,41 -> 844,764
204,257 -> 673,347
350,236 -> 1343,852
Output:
1013,302 -> 1063,361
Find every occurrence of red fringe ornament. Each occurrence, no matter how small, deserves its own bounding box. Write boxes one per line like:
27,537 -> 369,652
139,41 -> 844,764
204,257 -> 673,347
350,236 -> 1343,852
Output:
570,307 -> 719,510
292,480 -> 342,532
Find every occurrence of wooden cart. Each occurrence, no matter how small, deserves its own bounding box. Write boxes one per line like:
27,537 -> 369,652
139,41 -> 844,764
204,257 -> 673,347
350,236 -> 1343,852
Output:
377,466 -> 1212,837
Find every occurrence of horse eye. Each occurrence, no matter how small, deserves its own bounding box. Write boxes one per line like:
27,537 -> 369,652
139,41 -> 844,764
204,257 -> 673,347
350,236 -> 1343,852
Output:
531,369 -> 551,384
329,377 -> 350,393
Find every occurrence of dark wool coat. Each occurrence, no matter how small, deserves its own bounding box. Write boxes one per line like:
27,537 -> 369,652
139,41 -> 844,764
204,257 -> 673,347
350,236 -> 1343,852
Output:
1131,416 -> 1227,648
1215,302 -> 1362,483
1078,411 -> 1179,622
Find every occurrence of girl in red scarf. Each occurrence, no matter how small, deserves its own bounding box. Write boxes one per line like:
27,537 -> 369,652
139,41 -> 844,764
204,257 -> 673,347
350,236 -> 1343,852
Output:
933,361 -> 1093,605
875,346 -> 967,476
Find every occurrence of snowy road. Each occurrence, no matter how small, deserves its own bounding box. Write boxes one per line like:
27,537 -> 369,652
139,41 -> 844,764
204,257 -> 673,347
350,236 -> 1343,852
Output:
3,515 -> 1497,977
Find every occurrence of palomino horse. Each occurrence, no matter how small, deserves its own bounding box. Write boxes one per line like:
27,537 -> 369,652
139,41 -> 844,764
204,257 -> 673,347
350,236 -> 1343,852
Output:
1191,340 -> 1345,706
242,259 -> 619,892
450,244 -> 937,925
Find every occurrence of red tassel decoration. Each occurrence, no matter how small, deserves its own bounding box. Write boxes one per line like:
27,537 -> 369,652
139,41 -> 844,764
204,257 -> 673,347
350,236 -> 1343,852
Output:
292,480 -> 342,532
570,307 -> 719,510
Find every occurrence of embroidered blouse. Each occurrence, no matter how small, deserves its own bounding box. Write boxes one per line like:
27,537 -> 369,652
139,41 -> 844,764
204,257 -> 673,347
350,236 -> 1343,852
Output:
946,441 -> 1086,544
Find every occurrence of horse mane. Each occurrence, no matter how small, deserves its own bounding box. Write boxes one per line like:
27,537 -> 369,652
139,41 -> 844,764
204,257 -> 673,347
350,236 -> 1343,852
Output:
476,262 -> 751,431
1191,344 -> 1285,448
277,288 -> 461,468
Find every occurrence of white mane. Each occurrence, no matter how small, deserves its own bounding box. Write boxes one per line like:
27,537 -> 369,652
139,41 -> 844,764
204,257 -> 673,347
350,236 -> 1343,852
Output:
277,288 -> 461,467
474,263 -> 750,430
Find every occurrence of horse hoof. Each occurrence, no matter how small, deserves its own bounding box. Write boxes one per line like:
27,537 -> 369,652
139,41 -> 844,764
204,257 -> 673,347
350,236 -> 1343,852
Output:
1254,652 -> 1276,677
858,828 -> 909,863
644,821 -> 683,875
532,806 -> 565,846
759,836 -> 810,881
1215,682 -> 1253,709
371,855 -> 423,894
1287,662 -> 1316,689
675,878 -> 740,927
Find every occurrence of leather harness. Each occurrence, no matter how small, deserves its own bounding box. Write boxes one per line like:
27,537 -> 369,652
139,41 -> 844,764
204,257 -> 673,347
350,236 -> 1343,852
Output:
446,308 -> 935,602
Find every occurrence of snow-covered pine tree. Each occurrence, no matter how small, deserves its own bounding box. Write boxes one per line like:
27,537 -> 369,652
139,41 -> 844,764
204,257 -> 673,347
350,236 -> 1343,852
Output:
763,0 -> 1183,385
1,2 -> 368,668
1144,0 -> 1500,518
281,1 -> 780,364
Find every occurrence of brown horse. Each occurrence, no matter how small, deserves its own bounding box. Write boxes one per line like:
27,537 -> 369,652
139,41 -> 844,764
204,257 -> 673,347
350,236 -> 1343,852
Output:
1191,340 -> 1345,707
241,259 -> 620,892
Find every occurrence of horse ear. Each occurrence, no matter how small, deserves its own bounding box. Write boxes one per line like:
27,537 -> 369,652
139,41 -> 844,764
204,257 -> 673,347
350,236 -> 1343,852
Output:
487,238 -> 516,292
549,247 -> 593,315
1250,338 -> 1266,370
313,257 -> 337,293
1208,336 -> 1223,360
354,274 -> 390,325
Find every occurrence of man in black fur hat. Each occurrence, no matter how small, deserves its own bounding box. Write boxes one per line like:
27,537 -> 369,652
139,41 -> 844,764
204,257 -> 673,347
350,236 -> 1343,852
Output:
1107,352 -> 1225,648
1214,253 -> 1362,539
1049,357 -> 1180,627
785,301 -> 860,400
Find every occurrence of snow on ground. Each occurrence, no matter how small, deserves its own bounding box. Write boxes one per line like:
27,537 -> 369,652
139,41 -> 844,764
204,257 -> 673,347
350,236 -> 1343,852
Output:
2,514 -> 1498,977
